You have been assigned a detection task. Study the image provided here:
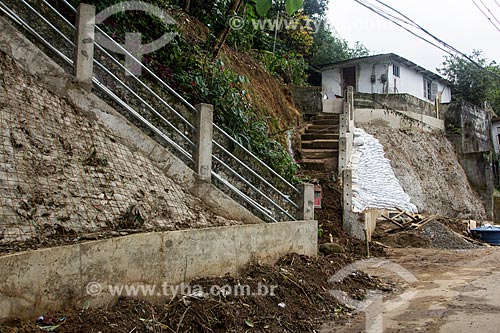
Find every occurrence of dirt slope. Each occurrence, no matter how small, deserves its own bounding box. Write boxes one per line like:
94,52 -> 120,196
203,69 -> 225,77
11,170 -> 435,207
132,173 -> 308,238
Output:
0,51 -> 243,254
363,126 -> 486,220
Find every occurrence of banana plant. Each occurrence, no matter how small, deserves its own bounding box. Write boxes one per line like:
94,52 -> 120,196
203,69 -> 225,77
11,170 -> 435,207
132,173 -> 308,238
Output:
255,0 -> 304,16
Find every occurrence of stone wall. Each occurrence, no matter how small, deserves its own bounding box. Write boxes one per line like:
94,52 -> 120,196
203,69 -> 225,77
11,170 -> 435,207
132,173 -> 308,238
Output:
290,85 -> 322,116
445,101 -> 494,218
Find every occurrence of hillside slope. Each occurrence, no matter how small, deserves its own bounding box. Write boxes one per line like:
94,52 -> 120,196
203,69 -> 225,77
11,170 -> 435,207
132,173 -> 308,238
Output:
364,126 -> 486,219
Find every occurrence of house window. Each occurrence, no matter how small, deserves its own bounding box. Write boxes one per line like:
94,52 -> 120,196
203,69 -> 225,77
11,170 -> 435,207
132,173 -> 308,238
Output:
424,77 -> 437,101
393,65 -> 400,78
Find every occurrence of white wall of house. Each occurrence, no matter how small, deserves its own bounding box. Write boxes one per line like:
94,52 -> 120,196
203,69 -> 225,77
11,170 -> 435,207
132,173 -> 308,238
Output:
322,68 -> 342,98
388,62 -> 452,103
322,60 -> 452,104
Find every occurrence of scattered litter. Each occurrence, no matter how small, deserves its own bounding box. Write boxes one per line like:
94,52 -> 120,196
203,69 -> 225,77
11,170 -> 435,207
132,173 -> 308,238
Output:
278,302 -> 286,308
36,314 -> 66,331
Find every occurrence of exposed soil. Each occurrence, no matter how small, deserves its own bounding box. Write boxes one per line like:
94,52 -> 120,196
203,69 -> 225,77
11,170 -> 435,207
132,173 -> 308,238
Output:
362,126 -> 487,220
0,253 -> 395,333
373,218 -> 483,250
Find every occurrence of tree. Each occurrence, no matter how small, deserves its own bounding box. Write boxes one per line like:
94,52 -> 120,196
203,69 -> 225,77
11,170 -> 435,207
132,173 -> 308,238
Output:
308,23 -> 370,66
439,51 -> 500,114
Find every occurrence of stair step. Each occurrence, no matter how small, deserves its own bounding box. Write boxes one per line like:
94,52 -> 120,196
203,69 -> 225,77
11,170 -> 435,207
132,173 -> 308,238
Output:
312,118 -> 340,126
300,158 -> 338,171
314,114 -> 341,120
301,139 -> 339,150
301,149 -> 338,159
307,124 -> 340,132
301,133 -> 339,141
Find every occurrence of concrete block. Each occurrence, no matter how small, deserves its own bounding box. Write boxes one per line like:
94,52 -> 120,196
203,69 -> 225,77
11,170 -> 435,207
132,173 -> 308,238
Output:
339,114 -> 348,136
0,245 -> 81,319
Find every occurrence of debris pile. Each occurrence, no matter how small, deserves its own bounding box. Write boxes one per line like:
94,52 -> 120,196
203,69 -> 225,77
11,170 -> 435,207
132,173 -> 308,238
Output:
373,210 -> 488,250
0,254 -> 394,333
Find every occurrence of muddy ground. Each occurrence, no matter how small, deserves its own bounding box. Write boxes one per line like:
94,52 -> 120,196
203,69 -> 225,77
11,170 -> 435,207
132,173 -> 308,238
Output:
0,253 -> 395,333
327,247 -> 500,333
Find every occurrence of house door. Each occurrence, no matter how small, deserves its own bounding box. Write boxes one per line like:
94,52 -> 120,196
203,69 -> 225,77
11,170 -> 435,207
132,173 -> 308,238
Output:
342,66 -> 356,96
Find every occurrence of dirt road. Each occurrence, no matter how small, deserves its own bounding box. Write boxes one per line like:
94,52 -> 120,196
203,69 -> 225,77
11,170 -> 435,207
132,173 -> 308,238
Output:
325,247 -> 500,333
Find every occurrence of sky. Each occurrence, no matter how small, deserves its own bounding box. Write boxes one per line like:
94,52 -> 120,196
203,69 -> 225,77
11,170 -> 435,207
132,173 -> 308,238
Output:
327,0 -> 500,75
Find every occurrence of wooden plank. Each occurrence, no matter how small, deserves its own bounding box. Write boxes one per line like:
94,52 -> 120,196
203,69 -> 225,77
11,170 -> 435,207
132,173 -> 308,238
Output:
395,207 -> 419,222
414,216 -> 437,229
450,229 -> 491,247
373,241 -> 391,248
382,215 -> 405,229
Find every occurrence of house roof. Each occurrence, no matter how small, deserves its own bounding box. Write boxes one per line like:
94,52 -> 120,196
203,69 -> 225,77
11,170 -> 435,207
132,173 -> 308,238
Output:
318,53 -> 451,85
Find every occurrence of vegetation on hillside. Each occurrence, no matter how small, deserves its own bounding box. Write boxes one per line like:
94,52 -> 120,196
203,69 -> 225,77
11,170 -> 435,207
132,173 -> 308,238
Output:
439,50 -> 500,114
68,0 -> 369,182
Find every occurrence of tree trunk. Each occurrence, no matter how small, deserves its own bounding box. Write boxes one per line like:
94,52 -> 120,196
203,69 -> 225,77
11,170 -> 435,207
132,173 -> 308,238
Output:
211,0 -> 244,58
184,0 -> 191,13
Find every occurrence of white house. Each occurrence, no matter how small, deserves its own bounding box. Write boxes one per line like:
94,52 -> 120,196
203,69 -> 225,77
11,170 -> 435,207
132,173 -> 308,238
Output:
319,53 -> 452,104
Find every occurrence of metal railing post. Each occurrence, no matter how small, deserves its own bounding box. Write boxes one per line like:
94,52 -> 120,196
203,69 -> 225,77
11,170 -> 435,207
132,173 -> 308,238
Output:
74,3 -> 95,90
297,183 -> 314,220
194,103 -> 214,182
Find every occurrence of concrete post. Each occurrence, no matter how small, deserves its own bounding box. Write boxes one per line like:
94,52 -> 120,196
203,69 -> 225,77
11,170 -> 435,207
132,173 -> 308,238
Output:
74,4 -> 96,90
343,169 -> 353,214
297,183 -> 315,220
194,103 -> 214,181
338,137 -> 347,174
347,86 -> 354,121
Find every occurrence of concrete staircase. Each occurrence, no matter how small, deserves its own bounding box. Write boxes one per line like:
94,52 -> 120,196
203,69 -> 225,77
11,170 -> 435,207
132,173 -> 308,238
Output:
300,113 -> 340,172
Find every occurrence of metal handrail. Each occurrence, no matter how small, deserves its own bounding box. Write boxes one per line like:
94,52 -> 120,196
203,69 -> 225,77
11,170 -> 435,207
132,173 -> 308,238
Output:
213,155 -> 295,220
0,2 -> 73,64
59,0 -> 198,115
211,172 -> 275,222
39,0 -> 195,137
214,124 -> 300,194
213,140 -> 298,209
0,0 -> 301,221
92,59 -> 195,152
57,0 -> 299,197
92,75 -> 195,162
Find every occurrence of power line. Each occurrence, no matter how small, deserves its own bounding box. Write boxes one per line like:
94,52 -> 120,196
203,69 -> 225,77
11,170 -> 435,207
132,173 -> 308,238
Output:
354,0 -> 453,55
471,0 -> 500,33
353,0 -> 500,81
479,0 -> 500,26
493,0 -> 500,8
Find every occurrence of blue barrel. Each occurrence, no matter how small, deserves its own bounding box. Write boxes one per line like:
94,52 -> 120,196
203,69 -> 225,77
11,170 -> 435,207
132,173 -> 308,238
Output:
471,226 -> 500,245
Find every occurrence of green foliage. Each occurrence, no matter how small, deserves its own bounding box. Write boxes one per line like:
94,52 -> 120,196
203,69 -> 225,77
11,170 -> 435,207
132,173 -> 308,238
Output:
285,0 -> 305,16
69,0 -> 299,181
256,0 -> 273,16
256,0 -> 304,16
256,51 -> 308,85
439,50 -> 500,114
302,0 -> 329,18
176,56 -> 299,181
308,23 -> 370,66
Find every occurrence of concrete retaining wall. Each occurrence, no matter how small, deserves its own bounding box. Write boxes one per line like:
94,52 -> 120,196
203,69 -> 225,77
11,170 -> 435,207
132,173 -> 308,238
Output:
0,220 -> 317,320
354,108 -> 444,131
290,85 -> 322,115
355,92 -> 440,117
445,101 -> 494,219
